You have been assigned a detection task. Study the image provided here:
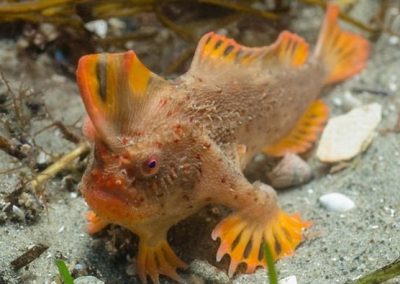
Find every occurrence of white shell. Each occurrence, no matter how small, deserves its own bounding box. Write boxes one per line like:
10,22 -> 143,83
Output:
279,275 -> 297,284
74,276 -> 105,284
85,20 -> 108,38
317,103 -> 382,163
319,192 -> 355,212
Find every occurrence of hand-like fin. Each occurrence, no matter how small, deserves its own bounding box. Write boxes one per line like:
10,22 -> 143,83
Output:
263,100 -> 329,157
188,31 -> 309,79
76,51 -> 166,148
212,208 -> 311,277
313,3 -> 369,84
136,239 -> 187,284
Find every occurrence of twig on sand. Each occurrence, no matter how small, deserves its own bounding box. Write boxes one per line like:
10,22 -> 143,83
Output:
0,135 -> 28,160
199,0 -> 279,21
11,243 -> 49,270
351,87 -> 391,97
348,257 -> 400,284
33,120 -> 82,144
30,142 -> 90,193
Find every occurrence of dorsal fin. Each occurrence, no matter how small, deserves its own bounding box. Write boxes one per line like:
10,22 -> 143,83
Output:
265,31 -> 310,67
313,4 -> 369,84
188,31 -> 309,77
76,51 -> 166,148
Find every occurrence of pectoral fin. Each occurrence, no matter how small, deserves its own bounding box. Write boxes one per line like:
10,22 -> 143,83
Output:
263,100 -> 329,157
136,236 -> 186,283
212,208 -> 311,277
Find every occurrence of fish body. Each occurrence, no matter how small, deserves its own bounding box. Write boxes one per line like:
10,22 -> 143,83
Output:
77,4 -> 368,283
180,55 -> 325,163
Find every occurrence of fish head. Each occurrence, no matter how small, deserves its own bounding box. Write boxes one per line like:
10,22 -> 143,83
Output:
77,51 -> 206,225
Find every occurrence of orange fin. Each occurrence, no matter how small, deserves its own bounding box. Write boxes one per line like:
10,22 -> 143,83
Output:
212,208 -> 311,277
188,31 -> 309,77
136,239 -> 187,284
86,211 -> 110,234
76,51 -> 167,148
264,31 -> 310,68
263,100 -> 329,157
313,3 -> 369,84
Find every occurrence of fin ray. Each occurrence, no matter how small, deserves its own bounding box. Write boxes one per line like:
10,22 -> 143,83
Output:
313,4 -> 369,84
212,208 -> 310,277
263,100 -> 329,157
136,239 -> 186,284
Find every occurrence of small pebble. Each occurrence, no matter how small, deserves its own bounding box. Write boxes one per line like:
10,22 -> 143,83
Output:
189,259 -> 230,284
39,23 -> 58,41
70,192 -> 78,199
342,91 -> 362,110
74,276 -> 104,284
85,20 -> 108,38
108,18 -> 126,34
388,82 -> 398,92
12,205 -> 25,221
125,262 -> 136,276
20,144 -> 32,155
36,151 -> 50,165
389,35 -> 399,45
51,74 -> 67,83
267,153 -> 312,189
279,275 -> 297,284
332,97 -> 342,107
319,193 -> 355,212
253,153 -> 265,163
72,262 -> 88,278
1,202 -> 11,212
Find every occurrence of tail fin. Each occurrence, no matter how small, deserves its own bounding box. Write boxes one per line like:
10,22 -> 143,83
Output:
313,4 -> 369,84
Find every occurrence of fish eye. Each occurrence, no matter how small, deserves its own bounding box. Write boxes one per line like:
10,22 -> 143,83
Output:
141,154 -> 159,177
148,159 -> 157,168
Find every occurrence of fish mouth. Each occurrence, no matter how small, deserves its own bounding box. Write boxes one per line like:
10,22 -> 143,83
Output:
82,184 -> 142,222
95,187 -> 130,206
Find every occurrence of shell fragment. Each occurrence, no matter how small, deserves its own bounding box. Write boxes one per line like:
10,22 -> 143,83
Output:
279,275 -> 297,284
317,103 -> 382,163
